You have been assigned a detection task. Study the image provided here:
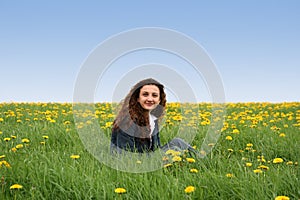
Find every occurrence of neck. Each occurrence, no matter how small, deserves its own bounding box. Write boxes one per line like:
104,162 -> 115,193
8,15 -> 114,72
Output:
143,109 -> 151,114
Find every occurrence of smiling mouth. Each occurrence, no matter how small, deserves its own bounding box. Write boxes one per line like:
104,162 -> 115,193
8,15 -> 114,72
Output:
145,102 -> 154,106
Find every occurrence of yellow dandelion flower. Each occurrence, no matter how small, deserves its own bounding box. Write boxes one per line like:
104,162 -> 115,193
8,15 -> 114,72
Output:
22,138 -> 30,143
64,121 -> 71,125
258,158 -> 266,163
225,136 -> 232,141
246,143 -> 253,147
77,125 -> 83,129
165,149 -> 181,156
245,147 -> 251,151
10,184 -> 23,189
200,118 -> 210,125
253,169 -> 263,174
221,127 -> 227,132
105,121 -> 113,128
16,144 -> 24,149
190,168 -> 198,173
286,161 -> 293,165
70,155 -> 80,159
228,148 -> 234,152
279,133 -> 286,137
11,135 -> 17,139
273,158 -> 284,164
4,138 -> 11,142
42,135 -> 49,139
163,163 -> 172,168
165,119 -> 171,124
173,115 -> 183,121
172,156 -> 182,162
171,151 -> 181,156
226,173 -> 234,178
0,155 -> 5,159
11,147 -> 17,152
257,165 -> 269,170
245,162 -> 252,167
40,141 -> 46,145
0,160 -> 11,168
275,196 -> 290,200
184,186 -> 195,194
232,129 -> 240,134
136,160 -> 142,164
162,156 -> 169,161
186,158 -> 196,163
114,187 -> 126,194
165,149 -> 176,155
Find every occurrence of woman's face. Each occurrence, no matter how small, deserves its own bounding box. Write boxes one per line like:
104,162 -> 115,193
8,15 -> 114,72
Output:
137,84 -> 161,111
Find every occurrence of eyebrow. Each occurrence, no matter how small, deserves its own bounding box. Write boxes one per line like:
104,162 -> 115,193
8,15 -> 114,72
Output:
141,91 -> 159,95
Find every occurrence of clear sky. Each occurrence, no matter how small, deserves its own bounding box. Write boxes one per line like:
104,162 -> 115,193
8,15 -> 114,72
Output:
1,0 -> 299,103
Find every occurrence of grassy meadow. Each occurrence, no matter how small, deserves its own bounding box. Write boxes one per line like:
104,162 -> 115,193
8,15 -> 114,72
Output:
0,102 -> 299,200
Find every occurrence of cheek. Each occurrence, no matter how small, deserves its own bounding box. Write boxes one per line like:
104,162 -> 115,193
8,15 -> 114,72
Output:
137,98 -> 143,105
138,97 -> 147,105
156,98 -> 161,104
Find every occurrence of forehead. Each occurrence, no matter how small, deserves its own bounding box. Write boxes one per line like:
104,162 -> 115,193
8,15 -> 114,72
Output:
140,85 -> 160,93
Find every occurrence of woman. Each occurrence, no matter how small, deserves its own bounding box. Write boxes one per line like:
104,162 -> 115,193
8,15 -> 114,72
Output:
110,78 -> 196,154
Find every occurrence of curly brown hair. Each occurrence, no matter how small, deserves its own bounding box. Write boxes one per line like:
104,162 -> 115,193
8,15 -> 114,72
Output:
112,78 -> 167,138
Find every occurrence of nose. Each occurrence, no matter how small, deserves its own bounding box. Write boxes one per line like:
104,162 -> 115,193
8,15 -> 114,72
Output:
147,96 -> 154,102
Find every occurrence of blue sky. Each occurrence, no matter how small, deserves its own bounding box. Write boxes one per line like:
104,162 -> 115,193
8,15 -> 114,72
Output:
0,1 -> 299,103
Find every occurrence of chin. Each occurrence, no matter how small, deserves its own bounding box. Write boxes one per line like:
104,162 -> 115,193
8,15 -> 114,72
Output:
144,107 -> 153,111
143,105 -> 155,110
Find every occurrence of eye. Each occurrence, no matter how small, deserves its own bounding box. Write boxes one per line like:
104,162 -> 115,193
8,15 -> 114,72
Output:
142,92 -> 148,97
152,93 -> 158,98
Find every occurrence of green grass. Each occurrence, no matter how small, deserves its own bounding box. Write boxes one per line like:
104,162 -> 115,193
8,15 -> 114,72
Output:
0,102 -> 299,199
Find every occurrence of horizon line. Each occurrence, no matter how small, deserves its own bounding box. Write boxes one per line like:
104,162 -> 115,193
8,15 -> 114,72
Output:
1,101 -> 299,104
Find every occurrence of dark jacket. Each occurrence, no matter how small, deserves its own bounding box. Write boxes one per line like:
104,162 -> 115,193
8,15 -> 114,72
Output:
110,120 -> 161,153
